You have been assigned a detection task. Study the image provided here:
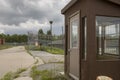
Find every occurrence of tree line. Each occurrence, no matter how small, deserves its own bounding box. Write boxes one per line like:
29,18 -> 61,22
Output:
38,29 -> 64,41
0,34 -> 28,43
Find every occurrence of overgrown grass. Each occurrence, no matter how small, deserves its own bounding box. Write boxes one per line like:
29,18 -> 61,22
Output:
15,68 -> 27,75
30,66 -> 66,80
0,45 -> 13,50
25,45 -> 64,55
0,72 -> 13,80
24,46 -> 34,58
40,46 -> 64,55
0,68 -> 27,80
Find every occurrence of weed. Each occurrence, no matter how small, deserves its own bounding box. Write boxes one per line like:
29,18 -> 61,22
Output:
25,45 -> 64,55
30,66 -> 66,80
15,68 -> 27,74
24,46 -> 35,58
0,68 -> 27,80
0,72 -> 13,80
0,45 -> 13,50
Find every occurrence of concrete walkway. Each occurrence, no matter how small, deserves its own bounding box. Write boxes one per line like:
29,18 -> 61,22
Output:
30,51 -> 64,63
30,51 -> 64,76
14,77 -> 32,80
0,46 -> 35,78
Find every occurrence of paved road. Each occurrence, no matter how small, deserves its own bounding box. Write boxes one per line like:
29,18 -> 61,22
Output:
0,46 -> 35,78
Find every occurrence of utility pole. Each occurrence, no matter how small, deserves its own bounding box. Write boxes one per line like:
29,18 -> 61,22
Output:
49,21 -> 53,50
62,26 -> 64,49
27,31 -> 30,50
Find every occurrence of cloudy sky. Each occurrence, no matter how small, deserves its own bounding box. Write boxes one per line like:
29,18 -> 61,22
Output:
0,0 -> 70,35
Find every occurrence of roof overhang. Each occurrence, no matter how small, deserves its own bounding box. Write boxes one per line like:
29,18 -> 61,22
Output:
61,0 -> 78,14
107,0 -> 120,5
61,0 -> 120,14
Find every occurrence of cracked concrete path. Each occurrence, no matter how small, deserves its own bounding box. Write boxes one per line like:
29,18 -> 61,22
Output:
0,46 -> 35,78
30,51 -> 64,63
14,77 -> 32,80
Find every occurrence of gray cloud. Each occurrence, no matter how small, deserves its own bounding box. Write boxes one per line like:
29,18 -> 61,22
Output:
0,0 -> 70,34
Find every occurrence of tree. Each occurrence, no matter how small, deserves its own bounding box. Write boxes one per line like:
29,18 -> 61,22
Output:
21,35 -> 28,42
0,34 -> 5,38
38,29 -> 44,35
47,30 -> 51,35
38,29 -> 45,40
2,34 -> 28,43
46,30 -> 52,41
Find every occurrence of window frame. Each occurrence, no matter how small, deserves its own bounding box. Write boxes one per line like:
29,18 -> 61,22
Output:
96,15 -> 120,61
82,17 -> 87,60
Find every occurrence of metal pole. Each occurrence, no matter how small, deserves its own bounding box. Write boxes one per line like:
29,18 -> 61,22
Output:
49,21 -> 53,50
62,26 -> 64,49
27,32 -> 30,50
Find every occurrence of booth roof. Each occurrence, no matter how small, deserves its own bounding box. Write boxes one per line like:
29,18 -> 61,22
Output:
107,0 -> 120,5
61,0 -> 78,14
61,0 -> 120,14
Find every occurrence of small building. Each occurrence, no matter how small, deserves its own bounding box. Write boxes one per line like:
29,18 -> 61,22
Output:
62,0 -> 120,80
0,38 -> 5,45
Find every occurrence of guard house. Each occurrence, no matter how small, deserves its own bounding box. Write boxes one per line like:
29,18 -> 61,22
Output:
62,0 -> 120,80
0,38 -> 5,45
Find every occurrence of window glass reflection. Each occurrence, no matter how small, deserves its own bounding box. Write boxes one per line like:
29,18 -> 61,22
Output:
96,16 -> 120,60
71,19 -> 79,48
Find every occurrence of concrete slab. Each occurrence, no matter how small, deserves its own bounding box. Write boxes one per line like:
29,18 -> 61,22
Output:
14,77 -> 33,80
30,51 -> 64,63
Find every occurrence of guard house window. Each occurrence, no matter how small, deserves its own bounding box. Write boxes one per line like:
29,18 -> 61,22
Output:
96,16 -> 120,60
82,17 -> 87,60
70,16 -> 79,48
